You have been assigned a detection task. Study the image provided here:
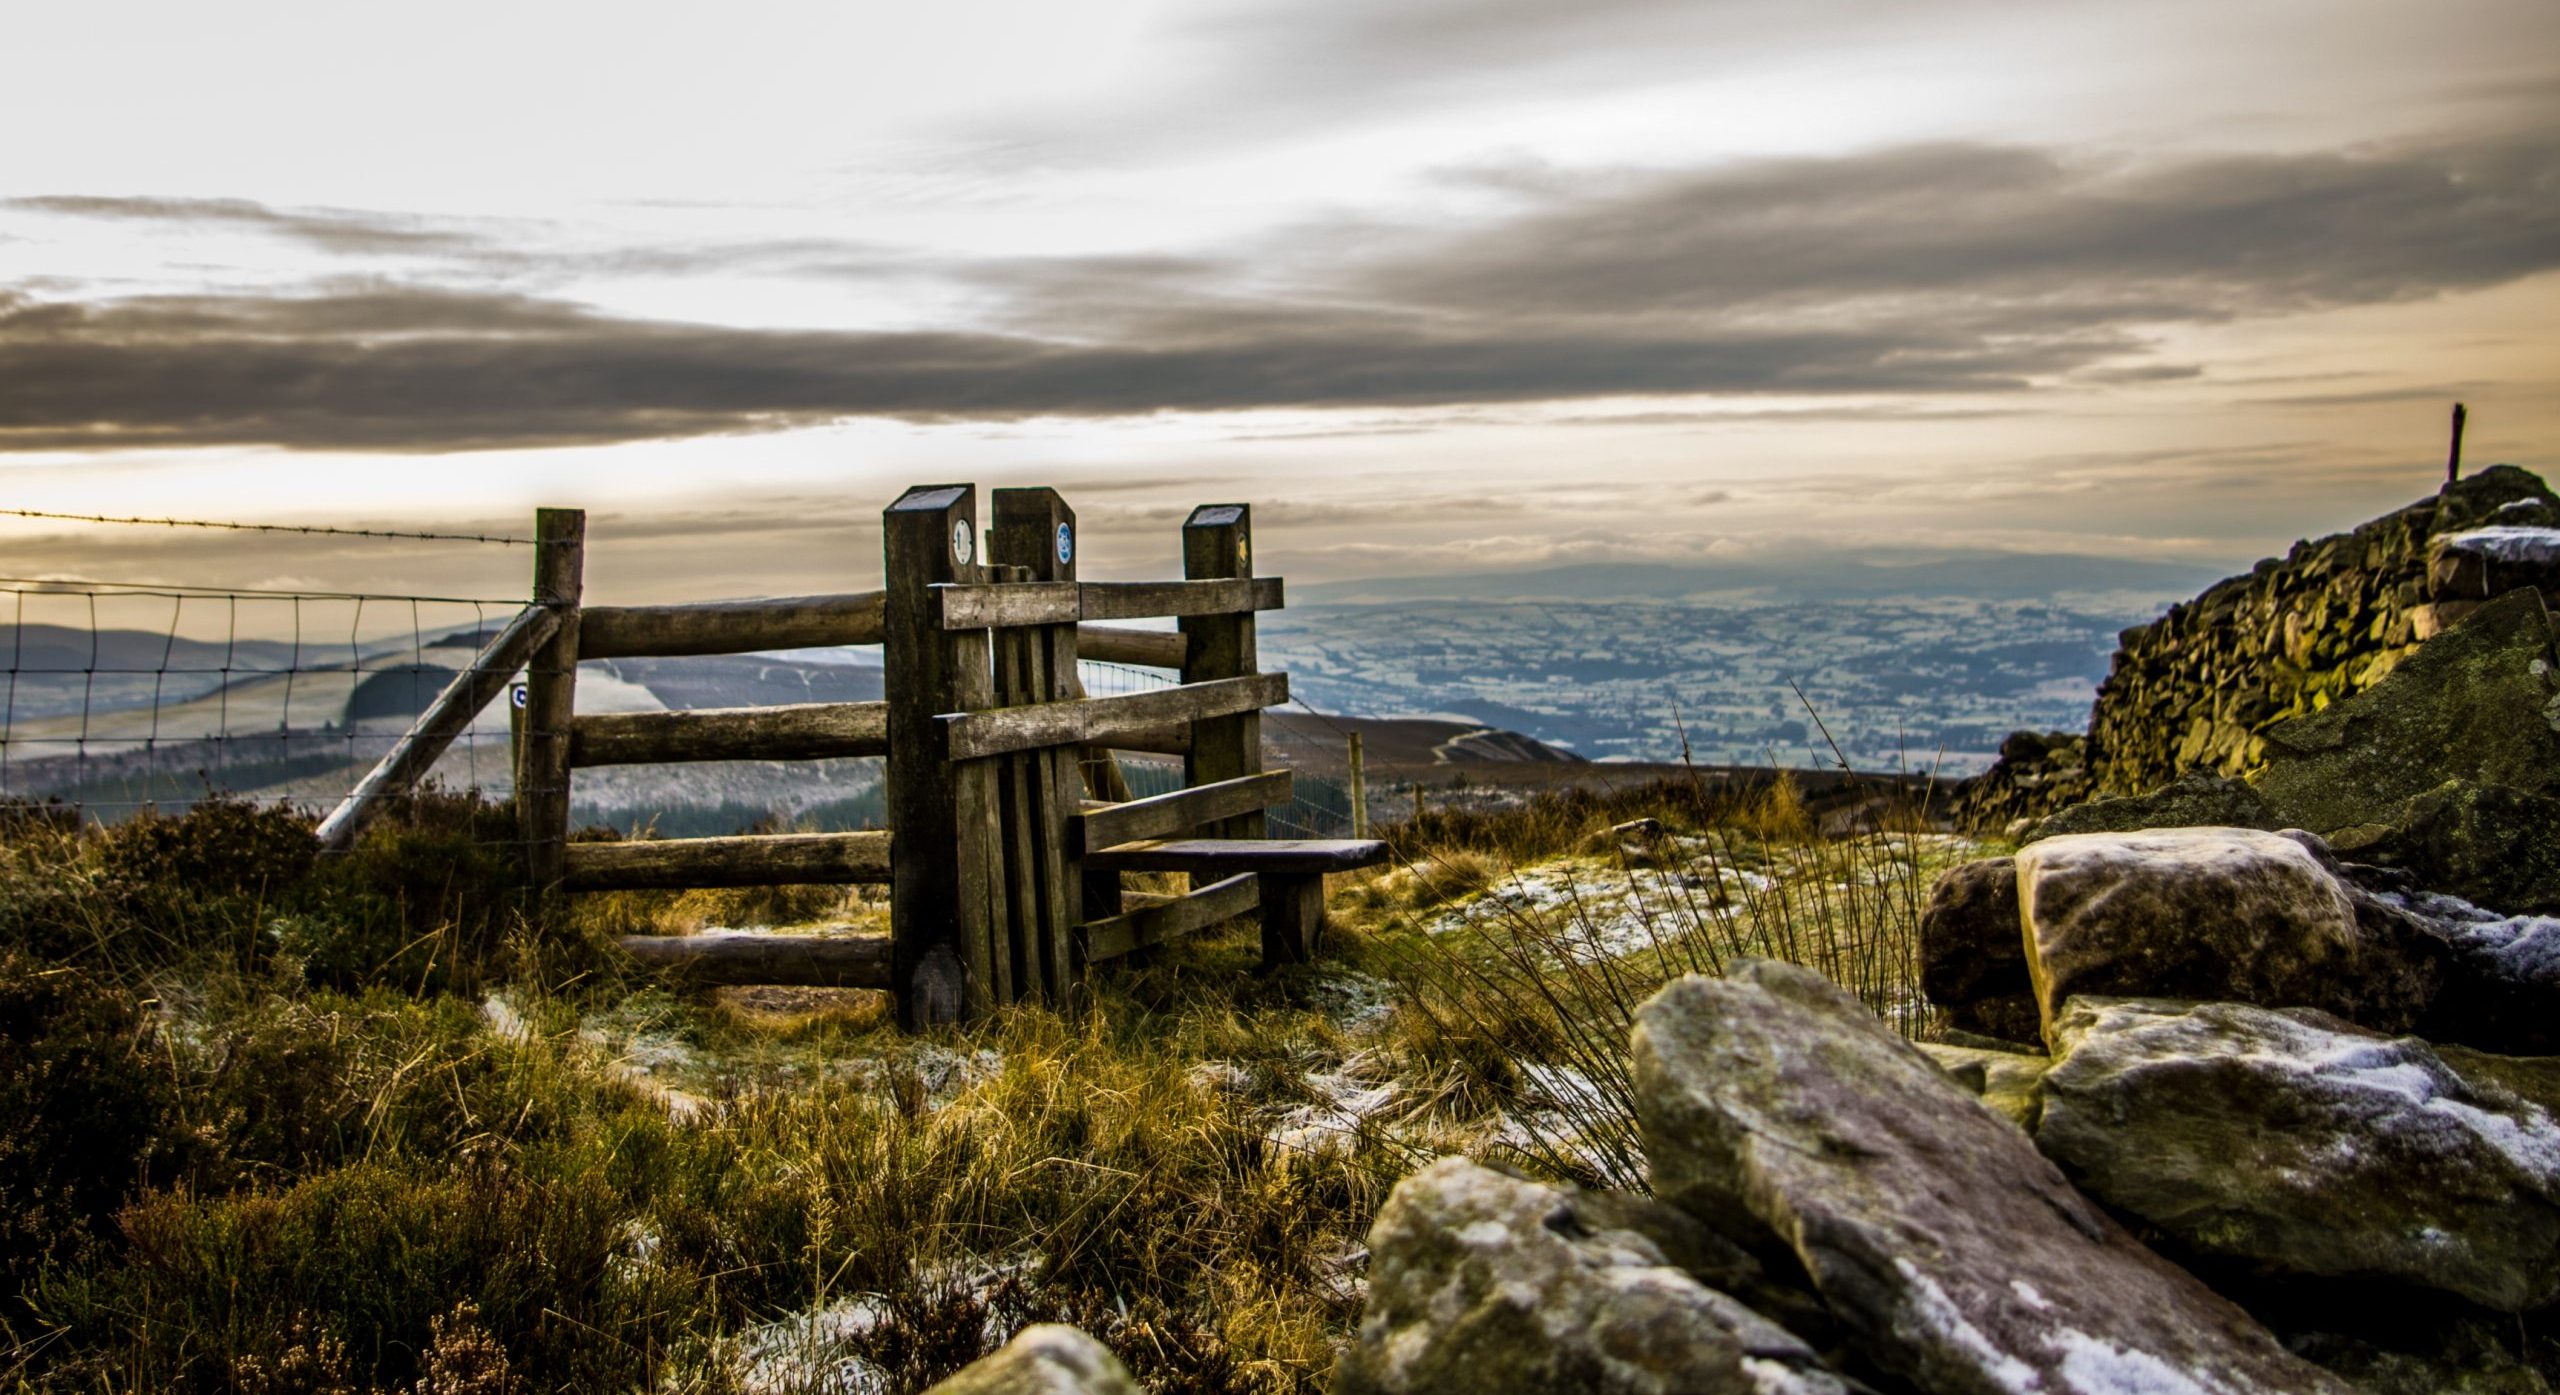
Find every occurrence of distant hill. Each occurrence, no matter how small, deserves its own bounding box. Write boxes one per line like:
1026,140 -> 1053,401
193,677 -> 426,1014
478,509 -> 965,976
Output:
1299,553 -> 2232,606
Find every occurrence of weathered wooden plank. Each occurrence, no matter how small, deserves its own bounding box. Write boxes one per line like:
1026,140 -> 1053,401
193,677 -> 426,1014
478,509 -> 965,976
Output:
1076,624 -> 1187,669
1181,504 -> 1266,839
884,484 -> 991,1027
565,831 -> 894,890
932,578 -> 1284,631
933,580 -> 1080,631
569,701 -> 888,767
1083,873 -> 1259,962
941,672 -> 1286,762
1079,577 -> 1282,622
616,930 -> 892,988
1082,837 -> 1390,877
316,603 -> 560,851
579,591 -> 887,658
520,508 -> 584,889
1074,770 -> 1294,854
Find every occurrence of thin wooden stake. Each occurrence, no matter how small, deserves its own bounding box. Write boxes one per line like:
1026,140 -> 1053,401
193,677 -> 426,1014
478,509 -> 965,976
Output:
2448,401 -> 2469,484
1347,731 -> 1369,838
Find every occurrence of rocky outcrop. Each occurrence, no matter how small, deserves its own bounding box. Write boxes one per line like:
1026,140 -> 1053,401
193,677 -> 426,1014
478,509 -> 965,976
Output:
924,1326 -> 1140,1395
2016,827 -> 2442,1042
2018,772 -> 2280,846
1633,960 -> 2352,1395
1958,464 -> 2560,829
1335,1157 -> 1853,1395
1916,858 -> 2037,1043
2036,997 -> 2560,1311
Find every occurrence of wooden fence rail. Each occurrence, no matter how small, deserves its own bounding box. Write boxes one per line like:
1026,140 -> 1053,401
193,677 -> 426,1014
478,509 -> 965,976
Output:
316,480 -> 1382,1030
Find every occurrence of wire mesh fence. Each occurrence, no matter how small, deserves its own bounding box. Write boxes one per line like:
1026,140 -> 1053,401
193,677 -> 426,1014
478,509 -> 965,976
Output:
0,507 -> 540,828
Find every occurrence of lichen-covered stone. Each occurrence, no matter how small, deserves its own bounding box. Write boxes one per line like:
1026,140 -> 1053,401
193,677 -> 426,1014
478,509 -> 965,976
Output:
2256,587 -> 2560,840
2333,778 -> 2560,915
924,1325 -> 1139,1395
2017,827 -> 2441,1041
1634,960 -> 2351,1395
1335,1156 -> 1851,1395
2037,996 -> 2560,1311
1917,858 -> 2039,1044
1917,1041 -> 2051,1130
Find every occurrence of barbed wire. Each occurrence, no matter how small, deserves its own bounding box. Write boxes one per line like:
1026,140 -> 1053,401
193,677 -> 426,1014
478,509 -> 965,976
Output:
0,507 -> 537,546
0,576 -> 526,605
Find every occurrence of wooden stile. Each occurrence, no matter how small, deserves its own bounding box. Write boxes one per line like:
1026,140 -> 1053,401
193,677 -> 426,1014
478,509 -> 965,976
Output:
519,508 -> 584,890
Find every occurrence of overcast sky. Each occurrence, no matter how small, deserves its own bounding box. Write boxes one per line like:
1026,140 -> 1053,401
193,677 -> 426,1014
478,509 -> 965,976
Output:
3,0 -> 2555,606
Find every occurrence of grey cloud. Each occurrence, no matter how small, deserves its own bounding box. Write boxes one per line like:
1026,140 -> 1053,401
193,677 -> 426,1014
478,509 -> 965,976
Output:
5,125 -> 2557,452
4,196 -> 488,257
1368,133 -> 2560,325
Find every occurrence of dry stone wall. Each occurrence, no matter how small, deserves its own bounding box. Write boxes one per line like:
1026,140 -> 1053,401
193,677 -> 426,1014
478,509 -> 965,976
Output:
1956,464 -> 2559,830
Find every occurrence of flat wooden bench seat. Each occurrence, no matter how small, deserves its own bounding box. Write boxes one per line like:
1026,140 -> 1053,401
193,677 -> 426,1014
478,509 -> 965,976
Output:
1080,837 -> 1389,876
1080,836 -> 1389,967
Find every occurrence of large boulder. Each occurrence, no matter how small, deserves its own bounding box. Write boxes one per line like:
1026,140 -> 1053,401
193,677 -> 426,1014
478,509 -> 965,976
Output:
1916,858 -> 2039,1043
1633,960 -> 2352,1395
2255,587 -> 2560,856
1335,1156 -> 1853,1395
2017,827 -> 2443,1042
2035,997 -> 2560,1312
924,1326 -> 1139,1395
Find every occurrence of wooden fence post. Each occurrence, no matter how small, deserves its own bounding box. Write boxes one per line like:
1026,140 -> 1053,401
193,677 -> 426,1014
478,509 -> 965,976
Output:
884,484 -> 993,1027
519,508 -> 584,890
1180,505 -> 1263,839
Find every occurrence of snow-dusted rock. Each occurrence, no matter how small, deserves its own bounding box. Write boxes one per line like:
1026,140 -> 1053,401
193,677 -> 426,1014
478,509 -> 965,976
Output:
2430,525 -> 2560,600
2369,881 -> 2560,1054
2017,827 -> 2441,1042
924,1325 -> 1138,1395
1335,1156 -> 1851,1395
1917,858 -> 2040,1044
2038,996 -> 2560,1311
1634,960 -> 2353,1395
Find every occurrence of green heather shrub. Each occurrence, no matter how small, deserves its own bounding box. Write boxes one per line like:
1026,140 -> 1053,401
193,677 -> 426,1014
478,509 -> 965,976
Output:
0,952 -> 184,1315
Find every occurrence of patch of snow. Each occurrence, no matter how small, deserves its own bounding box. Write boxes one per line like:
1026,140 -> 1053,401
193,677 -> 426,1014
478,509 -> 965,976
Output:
1305,969 -> 1398,1031
730,1297 -> 892,1395
2376,886 -> 2560,985
2046,1327 -> 2218,1395
1891,1260 -> 2040,1393
2441,526 -> 2560,566
1269,1051 -> 1399,1158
